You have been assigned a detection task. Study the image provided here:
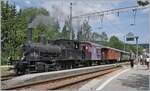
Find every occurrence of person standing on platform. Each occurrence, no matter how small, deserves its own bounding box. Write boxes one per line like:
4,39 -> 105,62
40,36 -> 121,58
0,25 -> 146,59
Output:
146,55 -> 149,69
140,55 -> 144,65
129,51 -> 135,68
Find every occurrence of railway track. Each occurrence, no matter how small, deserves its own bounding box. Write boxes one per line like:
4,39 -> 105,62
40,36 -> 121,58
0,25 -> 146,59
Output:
3,66 -> 121,90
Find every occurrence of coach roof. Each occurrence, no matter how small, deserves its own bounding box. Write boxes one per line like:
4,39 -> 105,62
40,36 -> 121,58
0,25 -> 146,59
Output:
81,41 -> 129,54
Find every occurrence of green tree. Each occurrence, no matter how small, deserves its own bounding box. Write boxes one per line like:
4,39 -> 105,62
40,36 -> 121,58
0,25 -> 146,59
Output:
32,23 -> 47,42
125,44 -> 144,54
77,21 -> 92,41
91,32 -> 102,41
108,36 -> 124,50
108,36 -> 144,54
101,32 -> 108,41
1,1 -> 51,65
61,20 -> 71,39
77,26 -> 83,41
1,1 -> 19,64
29,15 -> 61,42
51,20 -> 61,40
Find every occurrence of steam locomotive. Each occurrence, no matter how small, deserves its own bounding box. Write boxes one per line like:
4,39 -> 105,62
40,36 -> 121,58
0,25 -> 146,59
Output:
13,28 -> 130,75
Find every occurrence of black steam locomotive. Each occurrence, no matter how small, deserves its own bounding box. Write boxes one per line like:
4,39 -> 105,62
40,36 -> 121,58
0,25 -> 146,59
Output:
13,28 -> 130,75
14,28 -> 85,75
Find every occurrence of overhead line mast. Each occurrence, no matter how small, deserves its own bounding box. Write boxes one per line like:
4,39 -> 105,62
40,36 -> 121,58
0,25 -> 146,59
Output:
69,2 -> 73,40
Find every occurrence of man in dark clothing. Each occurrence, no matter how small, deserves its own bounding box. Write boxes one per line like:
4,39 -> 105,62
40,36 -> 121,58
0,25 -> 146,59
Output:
130,59 -> 134,68
130,51 -> 135,68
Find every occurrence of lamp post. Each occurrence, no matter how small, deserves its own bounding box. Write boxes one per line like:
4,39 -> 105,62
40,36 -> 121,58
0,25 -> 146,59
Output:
135,36 -> 139,58
124,35 -> 126,51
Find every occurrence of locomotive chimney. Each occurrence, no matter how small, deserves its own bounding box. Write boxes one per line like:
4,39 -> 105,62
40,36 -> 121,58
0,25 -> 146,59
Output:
27,27 -> 33,43
27,17 -> 34,43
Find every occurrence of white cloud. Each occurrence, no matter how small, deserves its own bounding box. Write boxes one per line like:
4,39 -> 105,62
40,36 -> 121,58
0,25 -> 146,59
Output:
142,7 -> 149,13
16,5 -> 20,11
24,0 -> 31,4
110,32 -> 125,37
39,0 -> 122,23
38,0 -> 125,35
105,14 -> 120,23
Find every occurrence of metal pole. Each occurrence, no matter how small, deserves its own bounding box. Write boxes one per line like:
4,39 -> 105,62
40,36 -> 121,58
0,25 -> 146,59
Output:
135,36 -> 139,58
135,36 -> 139,71
70,2 -> 73,40
124,35 -> 126,51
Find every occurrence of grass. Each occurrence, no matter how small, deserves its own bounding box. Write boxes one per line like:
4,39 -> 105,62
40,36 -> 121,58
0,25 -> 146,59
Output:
0,65 -> 14,76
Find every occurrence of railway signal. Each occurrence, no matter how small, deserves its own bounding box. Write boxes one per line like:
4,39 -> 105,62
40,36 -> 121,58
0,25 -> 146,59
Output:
126,32 -> 135,41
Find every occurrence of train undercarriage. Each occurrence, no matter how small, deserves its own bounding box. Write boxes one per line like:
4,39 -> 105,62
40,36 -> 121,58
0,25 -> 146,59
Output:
14,59 -> 128,75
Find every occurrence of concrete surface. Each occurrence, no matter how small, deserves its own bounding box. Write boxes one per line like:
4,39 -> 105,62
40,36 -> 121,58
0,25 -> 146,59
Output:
79,64 -> 149,91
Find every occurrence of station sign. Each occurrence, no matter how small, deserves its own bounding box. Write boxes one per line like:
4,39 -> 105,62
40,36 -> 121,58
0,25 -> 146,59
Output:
126,32 -> 135,41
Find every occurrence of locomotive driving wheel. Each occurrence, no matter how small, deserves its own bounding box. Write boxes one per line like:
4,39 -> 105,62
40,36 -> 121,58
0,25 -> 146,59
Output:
35,62 -> 49,72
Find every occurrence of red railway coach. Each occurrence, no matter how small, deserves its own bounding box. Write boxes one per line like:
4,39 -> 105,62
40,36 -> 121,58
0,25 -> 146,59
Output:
101,47 -> 130,64
101,47 -> 121,63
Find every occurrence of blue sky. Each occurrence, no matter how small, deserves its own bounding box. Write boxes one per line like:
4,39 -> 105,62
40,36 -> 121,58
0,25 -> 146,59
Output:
8,0 -> 149,44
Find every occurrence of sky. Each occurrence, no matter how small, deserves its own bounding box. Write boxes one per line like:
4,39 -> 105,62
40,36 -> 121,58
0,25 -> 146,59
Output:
8,0 -> 149,44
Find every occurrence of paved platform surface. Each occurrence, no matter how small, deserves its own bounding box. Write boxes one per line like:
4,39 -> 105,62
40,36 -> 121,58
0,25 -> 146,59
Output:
79,64 -> 149,91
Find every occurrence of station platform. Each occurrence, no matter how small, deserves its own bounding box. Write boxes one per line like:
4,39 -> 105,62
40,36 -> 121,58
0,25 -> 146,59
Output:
79,64 -> 149,91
